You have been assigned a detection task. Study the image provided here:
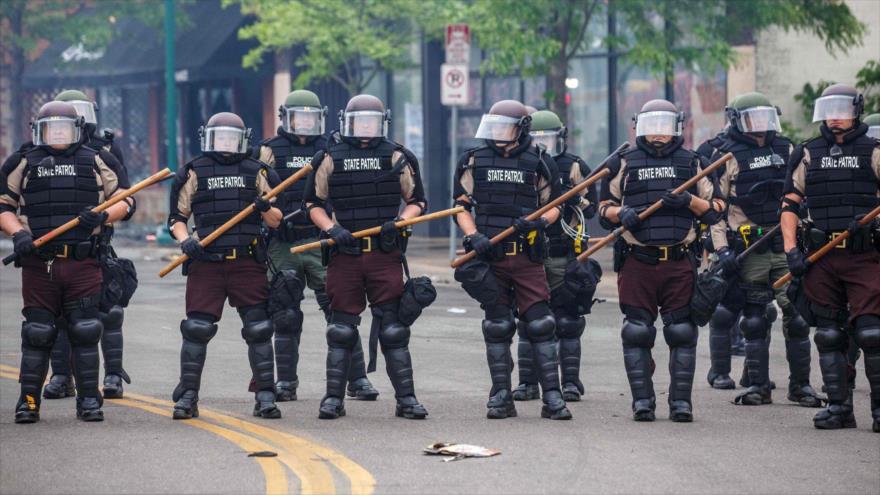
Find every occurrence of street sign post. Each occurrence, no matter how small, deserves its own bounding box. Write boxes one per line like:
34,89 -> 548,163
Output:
443,24 -> 470,258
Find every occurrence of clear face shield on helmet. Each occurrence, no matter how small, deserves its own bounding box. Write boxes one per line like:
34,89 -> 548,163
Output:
635,111 -> 682,137
68,100 -> 97,125
735,106 -> 781,133
867,125 -> 880,140
812,95 -> 857,122
475,114 -> 521,143
281,106 -> 325,136
529,129 -> 565,155
32,116 -> 82,146
201,126 -> 250,153
341,110 -> 387,138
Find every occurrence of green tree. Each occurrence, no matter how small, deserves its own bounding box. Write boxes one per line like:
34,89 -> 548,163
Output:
458,0 -> 865,124
230,0 -> 449,96
1,0 -> 182,146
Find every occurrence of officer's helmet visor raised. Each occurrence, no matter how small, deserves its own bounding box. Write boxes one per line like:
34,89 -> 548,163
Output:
635,111 -> 682,137
202,126 -> 249,153
812,95 -> 857,122
736,106 -> 780,133
530,129 -> 564,155
868,126 -> 880,139
282,106 -> 324,136
342,110 -> 387,138
475,114 -> 520,142
68,100 -> 97,125
33,117 -> 81,146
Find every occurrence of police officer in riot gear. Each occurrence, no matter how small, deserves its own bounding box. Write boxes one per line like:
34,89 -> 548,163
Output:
710,92 -> 821,407
599,99 -> 724,422
42,89 -> 134,400
168,112 -> 284,420
781,83 -> 880,431
256,90 -> 378,402
454,100 -> 572,420
512,109 -> 597,403
1,101 -> 131,423
304,94 -> 429,420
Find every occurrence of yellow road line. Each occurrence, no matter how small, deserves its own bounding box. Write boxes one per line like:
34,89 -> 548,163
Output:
0,368 -> 287,495
0,363 -> 375,495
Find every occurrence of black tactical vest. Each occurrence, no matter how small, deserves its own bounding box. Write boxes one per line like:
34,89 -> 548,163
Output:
264,133 -> 325,225
20,146 -> 102,245
720,134 -> 791,227
804,133 -> 878,233
470,145 -> 542,237
189,155 -> 264,252
546,152 -> 584,255
326,138 -> 401,232
621,145 -> 698,246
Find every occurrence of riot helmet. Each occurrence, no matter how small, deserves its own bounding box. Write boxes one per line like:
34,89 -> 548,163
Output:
54,89 -> 97,126
726,92 -> 781,134
475,99 -> 531,146
279,89 -> 326,136
634,99 -> 684,138
862,113 -> 880,139
200,112 -> 251,154
529,109 -> 567,155
812,83 -> 864,125
339,94 -> 390,139
31,101 -> 84,148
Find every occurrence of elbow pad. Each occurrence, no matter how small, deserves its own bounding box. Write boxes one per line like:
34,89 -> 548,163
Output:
780,196 -> 800,216
699,207 -> 723,225
599,215 -> 618,231
453,198 -> 472,212
121,197 -> 137,222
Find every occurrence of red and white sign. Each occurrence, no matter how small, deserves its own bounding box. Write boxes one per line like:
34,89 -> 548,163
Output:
441,64 -> 469,106
445,24 -> 470,65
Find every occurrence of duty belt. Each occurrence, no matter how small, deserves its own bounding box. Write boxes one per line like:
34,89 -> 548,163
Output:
38,240 -> 99,261
202,245 -> 257,261
278,224 -> 320,243
806,227 -> 876,253
627,243 -> 690,264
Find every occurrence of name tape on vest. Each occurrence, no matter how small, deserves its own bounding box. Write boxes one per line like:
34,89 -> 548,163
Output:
285,156 -> 311,169
207,175 -> 246,190
820,156 -> 861,169
636,166 -> 676,181
486,169 -> 525,184
35,164 -> 77,178
343,157 -> 382,171
748,155 -> 775,170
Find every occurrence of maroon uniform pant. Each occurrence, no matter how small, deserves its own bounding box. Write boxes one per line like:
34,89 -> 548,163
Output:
326,249 -> 404,315
617,255 -> 694,321
490,253 -> 550,314
804,249 -> 880,321
185,258 -> 269,320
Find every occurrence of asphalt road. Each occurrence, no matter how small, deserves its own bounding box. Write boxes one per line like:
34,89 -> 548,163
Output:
1,245 -> 878,495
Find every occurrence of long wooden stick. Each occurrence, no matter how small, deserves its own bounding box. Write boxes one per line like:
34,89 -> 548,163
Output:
290,207 -> 465,254
3,168 -> 173,266
772,204 -> 880,289
158,164 -> 313,278
449,142 -> 631,269
576,152 -> 733,262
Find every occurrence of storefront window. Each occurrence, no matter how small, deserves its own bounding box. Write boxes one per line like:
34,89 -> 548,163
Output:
567,56 -> 609,165
616,62 -> 664,145
674,67 -> 727,149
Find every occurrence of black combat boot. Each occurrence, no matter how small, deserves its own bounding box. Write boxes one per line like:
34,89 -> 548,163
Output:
43,374 -> 76,399
76,396 -> 104,422
173,389 -> 199,420
253,390 -> 281,419
275,380 -> 298,402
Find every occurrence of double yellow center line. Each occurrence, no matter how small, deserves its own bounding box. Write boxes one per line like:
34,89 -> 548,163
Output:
0,364 -> 374,495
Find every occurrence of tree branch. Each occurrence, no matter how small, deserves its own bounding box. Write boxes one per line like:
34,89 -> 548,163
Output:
565,0 -> 599,60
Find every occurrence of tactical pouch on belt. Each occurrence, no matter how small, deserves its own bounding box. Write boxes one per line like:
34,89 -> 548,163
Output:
524,231 -> 547,263
99,246 -> 138,311
551,258 -> 603,316
691,269 -> 729,326
398,276 -> 436,326
454,259 -> 500,306
612,238 -> 628,273
267,269 -> 305,316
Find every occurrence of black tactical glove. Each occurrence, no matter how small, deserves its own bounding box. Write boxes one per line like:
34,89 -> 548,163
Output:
715,247 -> 739,276
785,248 -> 810,277
325,224 -> 358,248
618,206 -> 642,230
846,213 -> 868,235
464,232 -> 493,256
512,216 -> 548,235
12,230 -> 36,257
379,217 -> 402,253
253,196 -> 272,213
582,203 -> 598,220
180,237 -> 205,260
76,206 -> 108,231
661,191 -> 692,210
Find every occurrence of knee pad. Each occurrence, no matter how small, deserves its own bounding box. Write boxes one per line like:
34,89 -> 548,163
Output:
710,304 -> 738,330
814,323 -> 847,353
21,307 -> 58,349
524,314 -> 556,343
785,312 -> 811,340
241,319 -> 274,344
102,305 -> 124,329
555,313 -> 585,340
854,315 -> 880,351
272,309 -> 303,336
326,322 -> 358,349
68,316 -> 103,346
740,304 -> 768,341
379,322 -> 411,350
663,321 -> 697,348
482,311 -> 516,344
621,319 -> 656,349
180,315 -> 218,344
